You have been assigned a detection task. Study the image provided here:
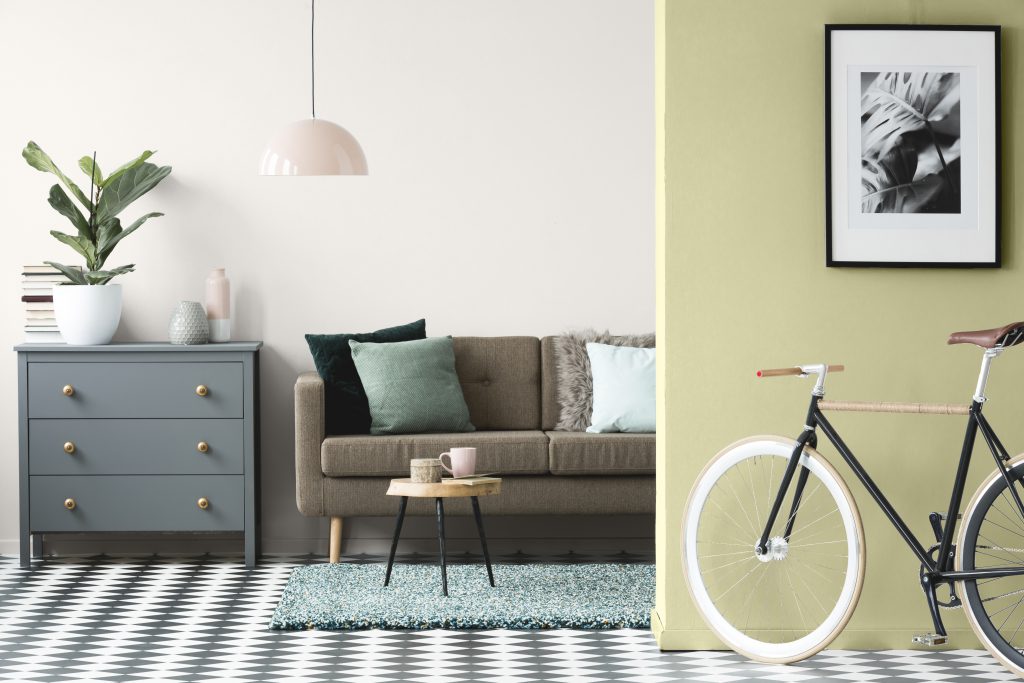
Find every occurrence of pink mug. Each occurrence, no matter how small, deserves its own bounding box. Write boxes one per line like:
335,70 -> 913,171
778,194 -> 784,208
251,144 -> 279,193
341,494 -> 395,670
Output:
439,447 -> 477,478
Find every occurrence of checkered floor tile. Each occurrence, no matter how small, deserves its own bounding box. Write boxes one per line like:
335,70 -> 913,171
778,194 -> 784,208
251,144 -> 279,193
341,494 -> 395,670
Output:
0,552 -> 1016,682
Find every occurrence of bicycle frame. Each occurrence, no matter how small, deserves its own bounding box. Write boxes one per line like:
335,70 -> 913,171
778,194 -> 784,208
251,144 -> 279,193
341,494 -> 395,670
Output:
756,396 -> 1024,585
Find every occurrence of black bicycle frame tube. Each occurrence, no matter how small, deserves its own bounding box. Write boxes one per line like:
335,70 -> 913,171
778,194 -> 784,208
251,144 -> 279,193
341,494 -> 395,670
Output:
812,409 -> 935,567
975,411 -> 1024,524
782,465 -> 811,540
755,424 -> 814,555
756,394 -> 1024,579
932,403 -> 981,572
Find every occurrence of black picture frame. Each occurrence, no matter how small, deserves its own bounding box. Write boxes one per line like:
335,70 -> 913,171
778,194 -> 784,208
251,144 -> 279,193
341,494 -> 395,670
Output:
825,25 -> 1001,268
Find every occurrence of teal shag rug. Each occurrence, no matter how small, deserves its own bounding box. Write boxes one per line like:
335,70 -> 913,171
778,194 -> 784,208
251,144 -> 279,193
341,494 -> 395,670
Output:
269,562 -> 654,630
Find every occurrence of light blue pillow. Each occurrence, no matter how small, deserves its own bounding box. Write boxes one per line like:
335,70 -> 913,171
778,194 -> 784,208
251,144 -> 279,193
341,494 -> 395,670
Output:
585,342 -> 656,433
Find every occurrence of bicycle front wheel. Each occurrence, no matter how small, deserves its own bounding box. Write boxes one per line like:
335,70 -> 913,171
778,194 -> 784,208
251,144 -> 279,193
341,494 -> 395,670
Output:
682,436 -> 865,663
958,455 -> 1024,677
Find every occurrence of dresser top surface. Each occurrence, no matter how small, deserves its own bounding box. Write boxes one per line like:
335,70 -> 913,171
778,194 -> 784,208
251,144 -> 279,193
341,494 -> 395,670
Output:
14,341 -> 262,353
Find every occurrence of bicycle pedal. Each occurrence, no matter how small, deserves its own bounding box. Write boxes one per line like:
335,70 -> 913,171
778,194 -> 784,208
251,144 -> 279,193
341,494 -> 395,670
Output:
912,633 -> 948,647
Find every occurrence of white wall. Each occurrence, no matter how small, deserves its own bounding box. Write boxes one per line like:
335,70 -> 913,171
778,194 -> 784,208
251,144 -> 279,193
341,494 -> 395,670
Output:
0,0 -> 654,555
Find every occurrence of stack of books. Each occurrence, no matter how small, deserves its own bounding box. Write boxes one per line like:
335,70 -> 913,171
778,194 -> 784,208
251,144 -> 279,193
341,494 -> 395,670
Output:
22,265 -> 69,343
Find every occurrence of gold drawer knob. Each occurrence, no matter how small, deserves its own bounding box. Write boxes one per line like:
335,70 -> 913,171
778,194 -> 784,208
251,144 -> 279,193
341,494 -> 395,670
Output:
195,384 -> 209,397
64,498 -> 76,510
63,441 -> 76,454
197,441 -> 209,453
62,385 -> 75,397
197,497 -> 210,510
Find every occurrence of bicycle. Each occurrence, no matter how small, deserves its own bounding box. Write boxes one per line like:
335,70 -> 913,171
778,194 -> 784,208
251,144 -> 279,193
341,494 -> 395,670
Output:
682,321 -> 1024,675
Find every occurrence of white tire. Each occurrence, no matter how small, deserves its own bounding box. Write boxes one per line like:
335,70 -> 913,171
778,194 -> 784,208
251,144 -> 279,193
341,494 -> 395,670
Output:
682,436 -> 866,663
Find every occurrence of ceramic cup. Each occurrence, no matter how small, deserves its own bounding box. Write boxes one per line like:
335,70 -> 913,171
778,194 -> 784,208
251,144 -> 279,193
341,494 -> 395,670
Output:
439,447 -> 477,478
410,458 -> 442,483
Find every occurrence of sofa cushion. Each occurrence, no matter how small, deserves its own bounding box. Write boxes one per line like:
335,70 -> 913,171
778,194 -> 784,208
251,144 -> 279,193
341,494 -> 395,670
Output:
586,343 -> 656,433
305,318 -> 426,435
453,337 -> 541,430
540,336 -> 561,430
552,330 -> 656,432
321,430 -> 550,477
546,431 -> 655,476
350,337 -> 475,435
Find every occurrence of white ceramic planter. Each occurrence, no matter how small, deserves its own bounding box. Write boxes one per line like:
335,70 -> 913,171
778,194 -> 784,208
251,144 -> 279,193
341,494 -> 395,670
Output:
52,284 -> 123,345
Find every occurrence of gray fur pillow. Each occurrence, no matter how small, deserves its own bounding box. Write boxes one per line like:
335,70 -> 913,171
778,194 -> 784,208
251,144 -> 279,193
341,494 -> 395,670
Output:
554,330 -> 656,431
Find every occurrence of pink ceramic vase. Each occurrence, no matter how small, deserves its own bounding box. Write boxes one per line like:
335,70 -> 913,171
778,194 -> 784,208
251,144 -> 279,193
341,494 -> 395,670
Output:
205,268 -> 231,342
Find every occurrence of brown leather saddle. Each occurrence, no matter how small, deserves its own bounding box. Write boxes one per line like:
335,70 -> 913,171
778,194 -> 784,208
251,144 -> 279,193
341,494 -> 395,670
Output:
948,322 -> 1024,349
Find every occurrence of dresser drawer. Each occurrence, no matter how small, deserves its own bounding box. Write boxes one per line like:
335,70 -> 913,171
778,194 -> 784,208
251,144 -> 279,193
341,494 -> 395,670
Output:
29,419 -> 244,475
30,475 -> 244,531
28,362 -> 243,418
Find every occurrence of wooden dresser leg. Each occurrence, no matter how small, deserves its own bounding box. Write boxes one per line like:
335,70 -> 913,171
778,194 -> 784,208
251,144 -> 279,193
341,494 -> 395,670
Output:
329,517 -> 343,563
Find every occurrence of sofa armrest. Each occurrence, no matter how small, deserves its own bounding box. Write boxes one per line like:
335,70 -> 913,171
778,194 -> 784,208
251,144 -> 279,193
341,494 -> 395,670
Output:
295,371 -> 326,517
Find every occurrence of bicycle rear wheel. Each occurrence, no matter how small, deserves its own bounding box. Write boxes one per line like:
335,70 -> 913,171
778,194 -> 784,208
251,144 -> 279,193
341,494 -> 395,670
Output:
682,436 -> 865,663
958,455 -> 1024,676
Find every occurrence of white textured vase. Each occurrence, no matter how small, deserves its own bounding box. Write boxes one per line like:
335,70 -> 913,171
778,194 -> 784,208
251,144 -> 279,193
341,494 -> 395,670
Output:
169,301 -> 209,345
52,284 -> 123,345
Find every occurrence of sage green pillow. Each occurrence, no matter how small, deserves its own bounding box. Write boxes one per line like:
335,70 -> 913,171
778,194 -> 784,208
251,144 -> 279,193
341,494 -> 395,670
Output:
349,336 -> 475,435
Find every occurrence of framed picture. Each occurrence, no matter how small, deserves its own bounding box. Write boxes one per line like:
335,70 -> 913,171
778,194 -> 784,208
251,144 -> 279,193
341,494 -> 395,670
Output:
825,25 -> 1001,267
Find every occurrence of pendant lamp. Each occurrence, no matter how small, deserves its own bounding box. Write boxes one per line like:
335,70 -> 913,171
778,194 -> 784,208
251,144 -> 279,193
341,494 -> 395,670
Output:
259,0 -> 368,175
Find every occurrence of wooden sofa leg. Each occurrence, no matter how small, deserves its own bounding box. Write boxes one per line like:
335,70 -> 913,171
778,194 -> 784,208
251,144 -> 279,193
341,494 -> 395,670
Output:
329,517 -> 343,563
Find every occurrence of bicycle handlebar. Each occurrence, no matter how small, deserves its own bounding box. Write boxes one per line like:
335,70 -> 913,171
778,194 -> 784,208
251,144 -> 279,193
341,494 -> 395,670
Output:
756,364 -> 845,378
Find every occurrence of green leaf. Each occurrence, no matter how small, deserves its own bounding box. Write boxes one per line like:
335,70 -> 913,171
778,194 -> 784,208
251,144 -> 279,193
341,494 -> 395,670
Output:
78,156 -> 103,186
84,264 -> 134,285
95,162 -> 171,224
99,150 -> 155,188
49,230 -> 97,269
43,261 -> 88,285
93,218 -> 121,270
22,141 -> 92,210
47,184 -> 92,239
96,212 -> 162,265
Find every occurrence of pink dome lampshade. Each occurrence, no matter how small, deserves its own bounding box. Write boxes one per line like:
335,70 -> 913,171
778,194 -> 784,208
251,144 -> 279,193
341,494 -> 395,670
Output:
259,118 -> 368,176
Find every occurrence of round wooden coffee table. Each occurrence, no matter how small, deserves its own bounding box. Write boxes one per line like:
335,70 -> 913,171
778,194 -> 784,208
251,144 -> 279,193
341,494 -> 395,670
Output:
384,477 -> 501,596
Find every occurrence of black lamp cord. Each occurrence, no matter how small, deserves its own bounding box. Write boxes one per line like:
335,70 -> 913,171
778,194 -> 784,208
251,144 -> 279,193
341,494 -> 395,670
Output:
311,0 -> 316,119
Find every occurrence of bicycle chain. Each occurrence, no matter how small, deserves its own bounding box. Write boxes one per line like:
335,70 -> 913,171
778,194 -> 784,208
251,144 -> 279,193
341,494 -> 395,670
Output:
935,545 -> 1024,609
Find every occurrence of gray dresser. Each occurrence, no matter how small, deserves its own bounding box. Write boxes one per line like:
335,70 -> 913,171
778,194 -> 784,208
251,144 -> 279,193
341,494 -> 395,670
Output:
16,342 -> 262,566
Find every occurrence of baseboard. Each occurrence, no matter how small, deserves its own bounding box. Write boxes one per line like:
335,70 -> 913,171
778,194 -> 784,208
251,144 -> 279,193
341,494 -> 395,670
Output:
652,626 -> 982,651
651,608 -> 666,646
0,534 -> 654,559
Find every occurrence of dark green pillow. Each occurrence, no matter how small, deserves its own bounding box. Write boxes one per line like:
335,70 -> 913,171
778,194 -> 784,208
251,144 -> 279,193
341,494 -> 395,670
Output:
305,319 -> 426,435
349,336 -> 475,435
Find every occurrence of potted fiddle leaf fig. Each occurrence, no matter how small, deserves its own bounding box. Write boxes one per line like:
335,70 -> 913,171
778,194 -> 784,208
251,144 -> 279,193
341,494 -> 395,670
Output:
23,142 -> 172,344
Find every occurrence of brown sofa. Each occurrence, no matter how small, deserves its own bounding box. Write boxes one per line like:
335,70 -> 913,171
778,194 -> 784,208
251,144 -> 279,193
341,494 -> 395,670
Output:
294,336 -> 655,561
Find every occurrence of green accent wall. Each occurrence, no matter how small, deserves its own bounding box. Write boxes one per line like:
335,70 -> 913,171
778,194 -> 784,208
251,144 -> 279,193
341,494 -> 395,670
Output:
657,0 -> 1023,650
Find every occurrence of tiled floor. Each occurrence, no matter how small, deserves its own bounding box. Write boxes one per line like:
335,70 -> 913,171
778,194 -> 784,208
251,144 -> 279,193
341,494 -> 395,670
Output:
0,552 -> 1017,682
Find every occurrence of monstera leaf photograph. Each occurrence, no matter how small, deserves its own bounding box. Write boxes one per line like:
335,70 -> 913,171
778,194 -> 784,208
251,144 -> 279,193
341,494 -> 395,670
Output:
825,25 -> 1000,267
860,71 -> 961,215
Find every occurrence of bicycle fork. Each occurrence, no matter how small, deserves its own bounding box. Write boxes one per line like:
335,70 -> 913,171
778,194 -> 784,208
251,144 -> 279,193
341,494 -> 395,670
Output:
754,402 -> 818,558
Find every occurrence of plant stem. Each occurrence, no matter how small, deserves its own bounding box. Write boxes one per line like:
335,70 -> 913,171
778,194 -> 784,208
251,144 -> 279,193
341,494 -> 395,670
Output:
924,121 -> 956,196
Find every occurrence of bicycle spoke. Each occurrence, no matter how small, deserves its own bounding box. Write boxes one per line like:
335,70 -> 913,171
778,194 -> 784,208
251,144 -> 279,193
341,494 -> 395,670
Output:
990,494 -> 1024,535
980,515 -> 1024,544
982,586 -> 1024,604
712,562 -> 763,603
686,443 -> 860,660
793,565 -> 832,618
996,591 -> 1024,632
783,562 -> 810,633
702,553 -> 759,573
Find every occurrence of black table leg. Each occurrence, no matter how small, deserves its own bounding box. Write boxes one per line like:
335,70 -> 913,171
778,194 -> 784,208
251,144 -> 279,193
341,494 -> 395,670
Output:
436,497 -> 448,596
471,496 -> 495,587
384,496 -> 408,587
